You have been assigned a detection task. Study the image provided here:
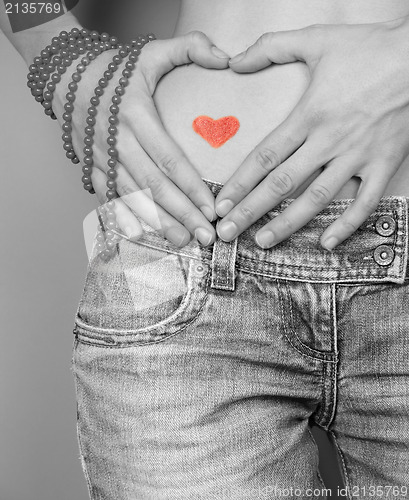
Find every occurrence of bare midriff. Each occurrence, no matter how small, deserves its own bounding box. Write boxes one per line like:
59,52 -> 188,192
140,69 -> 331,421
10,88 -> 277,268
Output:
153,0 -> 409,198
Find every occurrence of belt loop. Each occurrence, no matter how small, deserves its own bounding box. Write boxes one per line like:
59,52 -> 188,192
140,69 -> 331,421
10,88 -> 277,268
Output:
210,237 -> 238,291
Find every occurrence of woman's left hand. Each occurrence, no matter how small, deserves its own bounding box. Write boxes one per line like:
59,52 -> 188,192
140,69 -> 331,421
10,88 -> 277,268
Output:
215,16 -> 409,250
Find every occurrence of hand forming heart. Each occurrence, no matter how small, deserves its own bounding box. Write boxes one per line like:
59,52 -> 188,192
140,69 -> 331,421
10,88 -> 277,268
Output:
214,16 -> 409,250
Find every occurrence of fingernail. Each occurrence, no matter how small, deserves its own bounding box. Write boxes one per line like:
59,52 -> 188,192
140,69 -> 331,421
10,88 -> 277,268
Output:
322,236 -> 338,251
255,230 -> 275,249
124,226 -> 141,241
195,228 -> 214,246
211,46 -> 230,59
218,221 -> 238,241
200,205 -> 216,222
166,227 -> 190,247
229,51 -> 246,64
216,199 -> 234,217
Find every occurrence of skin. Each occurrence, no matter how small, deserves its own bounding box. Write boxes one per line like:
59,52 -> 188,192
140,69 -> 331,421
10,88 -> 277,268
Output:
2,1 -> 409,251
0,7 -> 229,247
215,16 -> 409,250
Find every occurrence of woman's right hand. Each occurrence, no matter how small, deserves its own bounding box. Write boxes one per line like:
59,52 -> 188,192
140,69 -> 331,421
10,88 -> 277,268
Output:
53,31 -> 230,247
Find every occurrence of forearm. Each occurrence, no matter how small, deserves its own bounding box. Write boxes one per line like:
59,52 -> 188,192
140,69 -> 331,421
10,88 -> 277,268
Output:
0,5 -> 82,65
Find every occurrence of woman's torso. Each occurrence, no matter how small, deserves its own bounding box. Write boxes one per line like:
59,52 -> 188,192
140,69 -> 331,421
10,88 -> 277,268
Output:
153,0 -> 409,198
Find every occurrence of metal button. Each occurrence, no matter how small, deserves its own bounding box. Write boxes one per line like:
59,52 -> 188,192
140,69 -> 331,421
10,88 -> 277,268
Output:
375,215 -> 396,237
373,245 -> 395,266
194,263 -> 208,277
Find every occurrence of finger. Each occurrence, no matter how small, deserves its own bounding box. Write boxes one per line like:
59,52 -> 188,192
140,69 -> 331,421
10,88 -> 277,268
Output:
117,133 -> 216,246
91,167 -> 143,241
254,161 -> 354,248
141,31 -> 230,86
124,95 -> 217,222
215,109 -> 307,217
216,141 -> 329,242
320,170 -> 391,250
113,162 -> 193,247
229,26 -> 325,71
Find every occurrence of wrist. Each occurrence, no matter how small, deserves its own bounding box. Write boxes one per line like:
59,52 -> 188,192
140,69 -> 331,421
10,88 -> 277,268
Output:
1,9 -> 82,65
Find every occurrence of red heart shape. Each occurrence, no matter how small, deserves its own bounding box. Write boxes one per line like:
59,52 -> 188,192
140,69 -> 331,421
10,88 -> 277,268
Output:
192,116 -> 240,148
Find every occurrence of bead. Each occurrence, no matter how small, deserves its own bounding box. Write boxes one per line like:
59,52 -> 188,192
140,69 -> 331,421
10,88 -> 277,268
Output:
107,168 -> 117,178
85,126 -> 95,136
88,106 -> 97,116
108,115 -> 118,125
114,86 -> 125,96
83,156 -> 93,165
83,183 -> 94,191
43,91 -> 52,100
66,150 -> 76,159
68,82 -> 78,91
47,82 -> 56,92
108,62 -> 117,71
84,136 -> 94,146
51,74 -> 61,83
90,96 -> 100,106
90,30 -> 100,40
65,92 -> 75,102
82,165 -> 92,174
120,73 -> 131,82
113,55 -> 122,65
106,240 -> 117,251
108,125 -> 117,135
57,65 -> 67,74
125,61 -> 134,70
107,136 -> 116,146
35,95 -> 44,102
62,112 -> 72,121
129,53 -> 138,63
119,49 -> 128,58
86,116 -> 96,126
95,87 -> 104,96
106,210 -> 116,221
62,123 -> 72,132
71,27 -> 80,37
81,28 -> 89,36
45,109 -> 54,116
106,179 -> 116,189
104,70 -> 113,80
98,78 -> 108,88
42,101 -> 53,109
82,175 -> 91,184
63,142 -> 73,151
64,102 -> 74,112
112,95 -> 121,105
72,72 -> 81,82
109,104 -> 119,114
88,52 -> 96,61
100,32 -> 110,42
106,190 -> 116,200
76,64 -> 86,73
62,133 -> 72,142
81,56 -> 90,65
110,36 -> 119,45
106,200 -> 116,209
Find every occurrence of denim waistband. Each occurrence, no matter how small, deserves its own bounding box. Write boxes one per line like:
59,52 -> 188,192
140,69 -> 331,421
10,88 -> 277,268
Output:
128,178 -> 409,286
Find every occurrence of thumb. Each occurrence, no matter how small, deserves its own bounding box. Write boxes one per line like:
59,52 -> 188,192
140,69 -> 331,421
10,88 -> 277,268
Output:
229,26 -> 324,72
145,31 -> 230,77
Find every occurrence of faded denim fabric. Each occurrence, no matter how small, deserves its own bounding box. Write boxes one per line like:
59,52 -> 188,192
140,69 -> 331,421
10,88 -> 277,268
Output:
72,179 -> 409,500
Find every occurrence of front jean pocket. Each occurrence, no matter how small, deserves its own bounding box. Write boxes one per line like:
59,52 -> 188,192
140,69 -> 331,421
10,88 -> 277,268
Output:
73,238 -> 209,347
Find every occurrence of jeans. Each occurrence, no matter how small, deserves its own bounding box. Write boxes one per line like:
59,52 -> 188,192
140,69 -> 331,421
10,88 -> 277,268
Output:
72,179 -> 409,500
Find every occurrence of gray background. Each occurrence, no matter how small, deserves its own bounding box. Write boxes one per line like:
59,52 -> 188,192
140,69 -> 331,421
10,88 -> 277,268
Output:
0,2 -> 344,498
